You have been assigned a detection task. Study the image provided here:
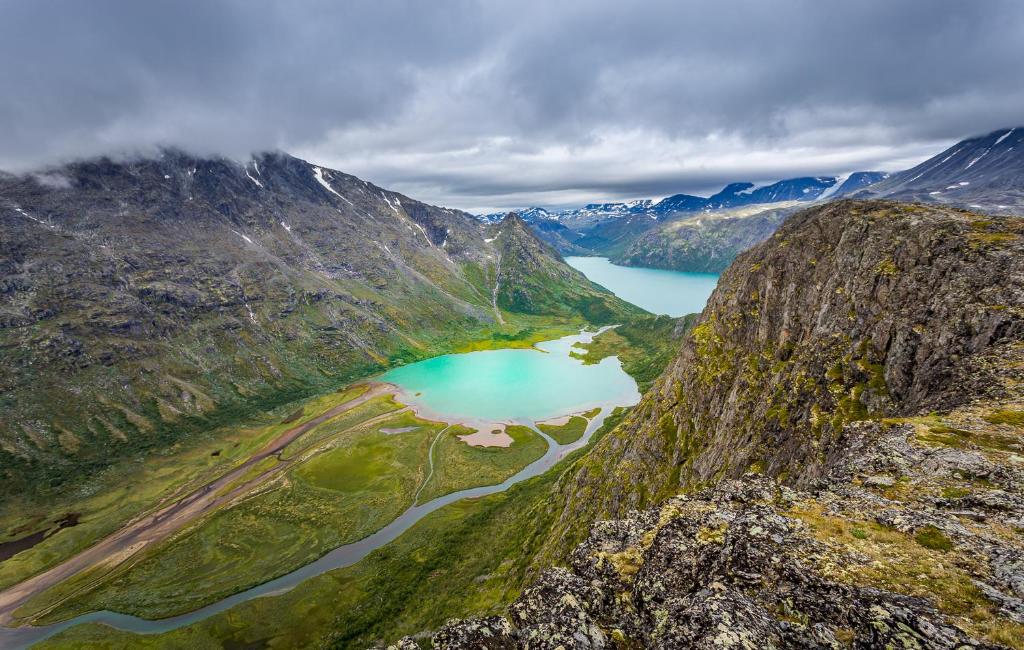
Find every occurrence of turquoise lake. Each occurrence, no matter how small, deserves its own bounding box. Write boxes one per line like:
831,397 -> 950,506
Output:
380,329 -> 641,424
565,256 -> 719,316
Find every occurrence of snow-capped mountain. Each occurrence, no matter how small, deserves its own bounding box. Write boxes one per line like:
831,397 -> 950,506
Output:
857,127 -> 1024,213
477,172 -> 888,228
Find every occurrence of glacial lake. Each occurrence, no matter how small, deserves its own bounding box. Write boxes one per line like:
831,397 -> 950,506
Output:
380,329 -> 640,425
565,256 -> 719,316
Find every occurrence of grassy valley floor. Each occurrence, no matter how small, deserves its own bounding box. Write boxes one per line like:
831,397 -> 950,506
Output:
1,311 -> 681,648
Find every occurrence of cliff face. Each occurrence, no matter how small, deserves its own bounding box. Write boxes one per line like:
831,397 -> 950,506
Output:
396,200 -> 1024,649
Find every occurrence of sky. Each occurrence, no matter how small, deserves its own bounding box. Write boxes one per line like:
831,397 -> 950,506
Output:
1,0 -> 1023,213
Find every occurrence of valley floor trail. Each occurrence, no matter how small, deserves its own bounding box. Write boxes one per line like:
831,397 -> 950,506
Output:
0,383 -> 393,627
0,405 -> 626,650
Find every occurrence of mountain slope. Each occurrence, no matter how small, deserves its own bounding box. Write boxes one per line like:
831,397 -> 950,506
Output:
611,202 -> 803,273
0,153 -> 630,498
488,214 -> 641,321
860,127 -> 1024,213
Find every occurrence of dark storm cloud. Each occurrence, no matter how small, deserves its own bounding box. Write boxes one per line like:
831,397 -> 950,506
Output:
1,0 -> 1022,210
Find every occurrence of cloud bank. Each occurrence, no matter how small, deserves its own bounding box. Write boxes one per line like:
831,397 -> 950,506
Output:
2,0 -> 1022,211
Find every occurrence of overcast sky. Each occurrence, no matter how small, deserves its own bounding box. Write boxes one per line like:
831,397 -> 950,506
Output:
2,0 -> 1023,212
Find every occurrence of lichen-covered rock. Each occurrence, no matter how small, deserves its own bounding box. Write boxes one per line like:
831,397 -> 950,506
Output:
434,467 -> 1020,648
432,616 -> 516,649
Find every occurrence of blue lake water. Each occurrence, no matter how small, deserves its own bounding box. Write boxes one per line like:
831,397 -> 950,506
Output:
380,329 -> 640,425
565,256 -> 719,316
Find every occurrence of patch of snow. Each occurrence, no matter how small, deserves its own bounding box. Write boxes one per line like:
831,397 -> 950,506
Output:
244,302 -> 258,325
484,237 -> 496,243
929,191 -> 942,195
280,221 -> 291,232
412,222 -> 432,246
966,148 -> 991,169
13,206 -> 55,229
381,193 -> 403,214
312,166 -> 353,204
246,169 -> 263,188
994,128 -> 1015,147
970,204 -> 984,208
232,230 -> 254,244
939,147 -> 962,164
815,174 -> 848,201
959,181 -> 969,185
164,175 -> 171,179
802,187 -> 811,194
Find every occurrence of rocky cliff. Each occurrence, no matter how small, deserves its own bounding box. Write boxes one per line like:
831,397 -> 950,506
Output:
389,200 -> 1024,648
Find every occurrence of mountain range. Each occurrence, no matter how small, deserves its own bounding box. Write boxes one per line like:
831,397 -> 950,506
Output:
493,127 -> 1023,274
479,173 -> 886,226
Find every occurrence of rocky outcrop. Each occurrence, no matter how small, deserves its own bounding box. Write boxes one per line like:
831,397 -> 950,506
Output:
417,398 -> 1024,647
556,201 -> 1024,533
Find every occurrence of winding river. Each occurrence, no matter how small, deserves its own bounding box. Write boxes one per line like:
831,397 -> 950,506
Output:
0,330 -> 641,648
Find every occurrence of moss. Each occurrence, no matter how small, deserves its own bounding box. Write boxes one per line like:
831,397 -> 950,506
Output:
875,258 -> 898,276
850,527 -> 868,540
914,526 -> 953,552
983,409 -> 1024,427
941,486 -> 970,499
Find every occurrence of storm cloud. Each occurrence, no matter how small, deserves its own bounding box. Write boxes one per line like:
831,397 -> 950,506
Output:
2,0 -> 1022,211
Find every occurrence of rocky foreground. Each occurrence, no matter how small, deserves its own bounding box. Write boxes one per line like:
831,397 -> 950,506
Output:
379,201 -> 1024,649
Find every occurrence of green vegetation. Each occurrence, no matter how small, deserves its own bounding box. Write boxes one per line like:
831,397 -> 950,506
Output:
0,385 -> 372,593
279,394 -> 405,459
571,314 -> 692,391
19,409 -> 446,623
914,525 -> 954,552
983,409 -> 1024,427
416,425 -> 548,504
453,324 -> 580,353
538,416 -> 588,444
